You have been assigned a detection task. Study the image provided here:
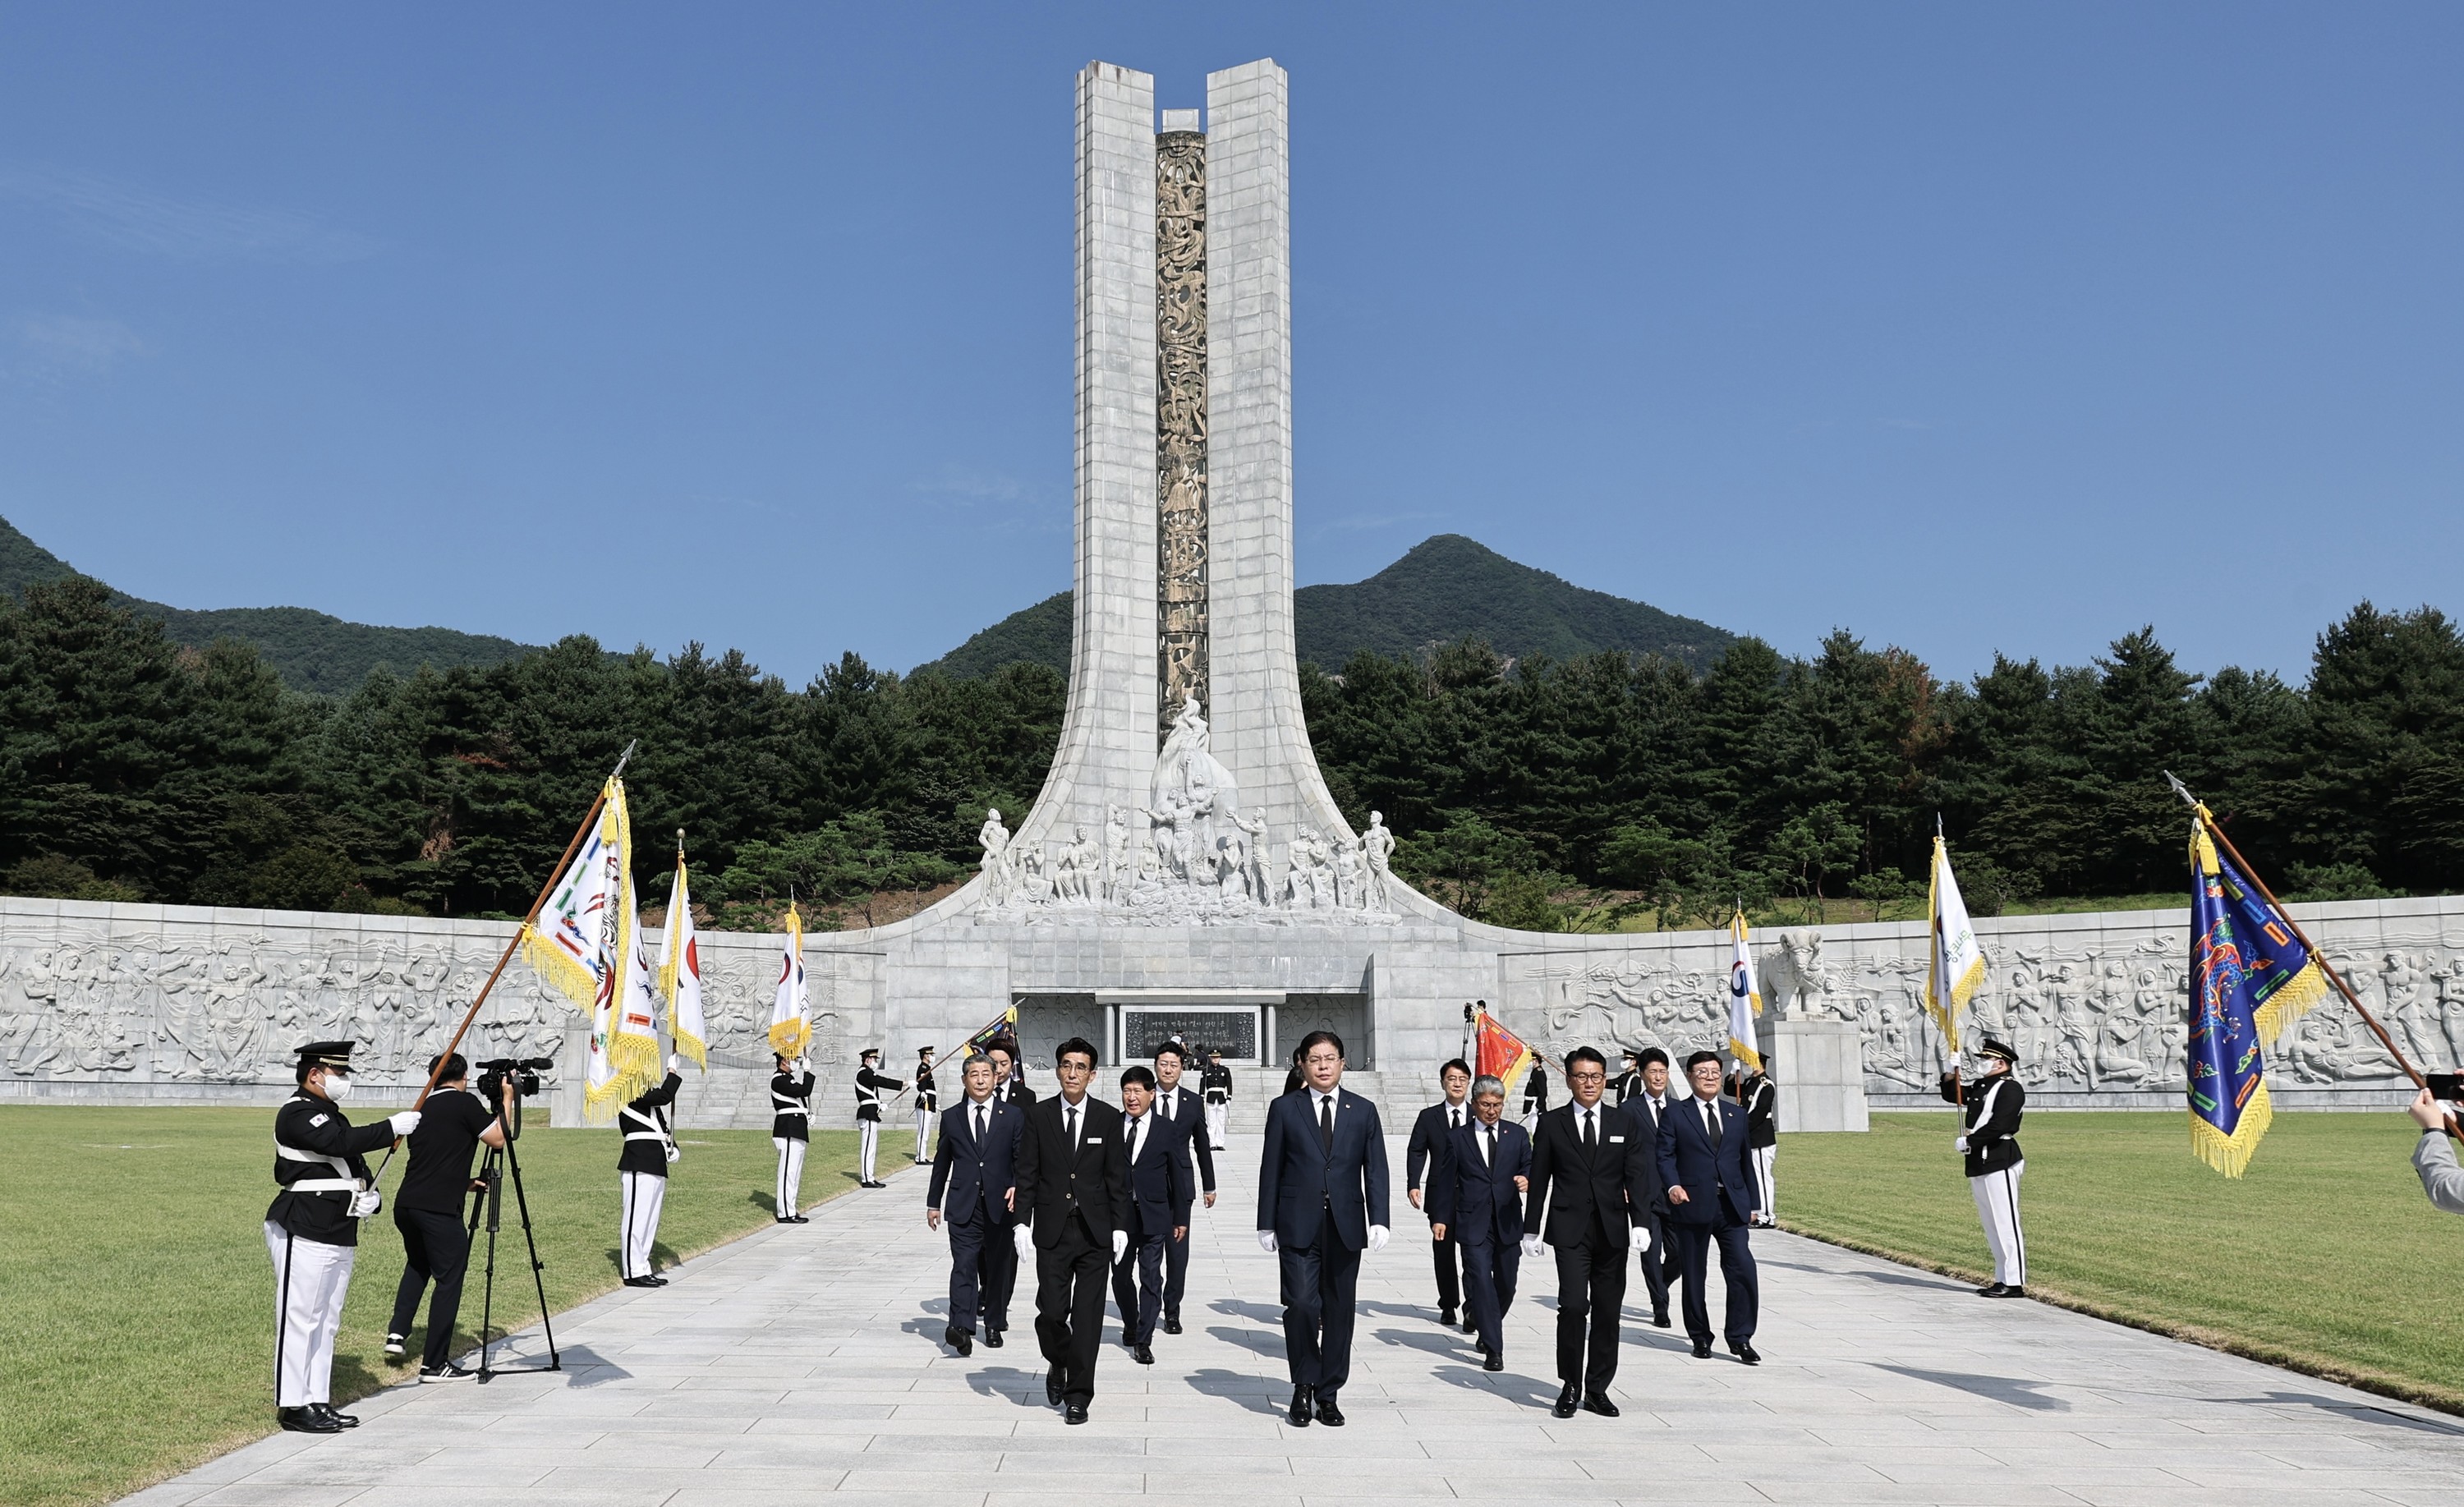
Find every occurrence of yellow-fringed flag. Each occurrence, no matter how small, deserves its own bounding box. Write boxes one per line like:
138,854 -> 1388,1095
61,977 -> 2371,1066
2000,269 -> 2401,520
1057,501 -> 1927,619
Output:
963,1004 -> 1018,1055
660,845 -> 707,1068
521,775 -> 659,1120
1925,833 -> 1988,1057
2186,807 -> 2329,1176
769,903 -> 811,1060
1727,908 -> 1764,1072
1473,1006 -> 1536,1100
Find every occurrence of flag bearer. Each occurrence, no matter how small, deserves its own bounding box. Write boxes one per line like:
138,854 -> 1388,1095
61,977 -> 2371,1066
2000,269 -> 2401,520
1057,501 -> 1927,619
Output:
1200,1050 -> 1233,1151
1941,1038 -> 2027,1298
913,1046 -> 940,1165
855,1047 -> 904,1188
1736,1065 -> 1778,1227
269,1041 -> 421,1432
771,1053 -> 814,1222
618,1056 -> 685,1286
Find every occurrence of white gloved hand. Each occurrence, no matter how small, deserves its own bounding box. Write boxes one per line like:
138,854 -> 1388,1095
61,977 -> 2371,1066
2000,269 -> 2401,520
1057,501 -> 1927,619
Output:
1257,1229 -> 1278,1254
1954,1135 -> 1970,1152
668,1053 -> 680,1073
1014,1224 -> 1035,1262
348,1189 -> 381,1219
1112,1229 -> 1130,1261
1367,1224 -> 1390,1254
388,1110 -> 421,1136
1520,1234 -> 1545,1259
1630,1224 -> 1651,1253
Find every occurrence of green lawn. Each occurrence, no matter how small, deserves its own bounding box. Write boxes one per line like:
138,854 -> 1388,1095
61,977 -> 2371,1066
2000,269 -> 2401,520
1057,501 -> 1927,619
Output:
0,1107 -> 909,1507
1781,1111 -> 2464,1411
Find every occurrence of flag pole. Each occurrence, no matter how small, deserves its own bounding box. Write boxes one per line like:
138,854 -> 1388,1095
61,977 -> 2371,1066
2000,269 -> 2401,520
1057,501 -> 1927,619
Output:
382,741 -> 639,1165
1933,818 -> 1965,1112
2163,771 -> 2424,1090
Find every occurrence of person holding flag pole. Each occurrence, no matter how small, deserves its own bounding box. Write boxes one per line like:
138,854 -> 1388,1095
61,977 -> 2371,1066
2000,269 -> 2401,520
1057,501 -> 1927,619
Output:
1926,824 -> 2030,1296
1725,904 -> 1772,1218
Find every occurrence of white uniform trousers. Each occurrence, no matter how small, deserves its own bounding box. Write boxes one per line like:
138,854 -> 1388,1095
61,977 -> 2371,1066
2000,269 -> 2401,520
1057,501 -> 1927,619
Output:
1750,1144 -> 1777,1223
1204,1100 -> 1229,1149
774,1136 -> 807,1217
1970,1160 -> 2026,1286
265,1220 -> 354,1408
858,1119 -> 880,1183
913,1105 -> 934,1163
619,1170 -> 668,1279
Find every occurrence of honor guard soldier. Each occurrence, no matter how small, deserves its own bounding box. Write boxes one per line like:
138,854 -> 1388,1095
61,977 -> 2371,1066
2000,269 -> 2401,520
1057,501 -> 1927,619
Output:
771,1054 -> 815,1223
618,1055 -> 685,1286
913,1046 -> 940,1165
1942,1038 -> 2028,1297
269,1041 -> 421,1432
854,1048 -> 903,1188
1519,1058 -> 1551,1131
1611,1050 -> 1644,1107
1736,1065 -> 1778,1227
1200,1050 -> 1233,1151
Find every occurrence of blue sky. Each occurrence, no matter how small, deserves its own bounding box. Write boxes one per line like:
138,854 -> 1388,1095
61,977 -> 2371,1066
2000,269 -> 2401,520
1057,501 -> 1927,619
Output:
2,4 -> 2457,687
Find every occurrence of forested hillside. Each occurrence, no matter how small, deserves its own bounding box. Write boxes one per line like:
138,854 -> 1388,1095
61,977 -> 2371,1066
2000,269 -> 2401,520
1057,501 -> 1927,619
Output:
1,573 -> 2455,930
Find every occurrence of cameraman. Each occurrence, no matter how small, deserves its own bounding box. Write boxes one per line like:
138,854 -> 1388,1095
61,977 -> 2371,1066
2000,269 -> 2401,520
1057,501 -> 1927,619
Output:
386,1053 -> 508,1381
2409,1087 -> 2464,1213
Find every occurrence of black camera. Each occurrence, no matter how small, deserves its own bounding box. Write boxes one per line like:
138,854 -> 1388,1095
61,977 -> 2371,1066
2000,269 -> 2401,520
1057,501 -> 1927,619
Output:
476,1057 -> 553,1100
2429,1073 -> 2464,1104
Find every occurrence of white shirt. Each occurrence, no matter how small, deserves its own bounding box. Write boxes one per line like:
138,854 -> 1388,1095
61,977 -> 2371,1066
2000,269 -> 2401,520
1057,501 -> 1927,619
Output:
1126,1113 -> 1147,1164
1315,1090 -> 1339,1126
1478,1119 -> 1500,1166
1579,1104 -> 1600,1143
1697,1095 -> 1723,1137
1060,1094 -> 1090,1151
1444,1099 -> 1467,1133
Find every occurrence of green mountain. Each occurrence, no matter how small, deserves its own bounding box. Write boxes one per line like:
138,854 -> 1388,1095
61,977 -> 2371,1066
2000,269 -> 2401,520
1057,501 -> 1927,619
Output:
913,533 -> 1736,679
0,514 -> 539,695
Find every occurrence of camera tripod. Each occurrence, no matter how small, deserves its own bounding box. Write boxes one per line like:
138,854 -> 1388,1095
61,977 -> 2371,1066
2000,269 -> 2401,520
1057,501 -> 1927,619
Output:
464,1100 -> 562,1382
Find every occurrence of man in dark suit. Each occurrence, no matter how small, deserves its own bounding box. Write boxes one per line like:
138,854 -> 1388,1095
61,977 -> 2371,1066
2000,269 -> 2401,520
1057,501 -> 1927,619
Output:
1524,1045 -> 1653,1418
1617,1045 -> 1679,1327
1657,1050 -> 1763,1364
981,1035 -> 1034,1330
926,1052 -> 1023,1356
1405,1058 -> 1476,1330
989,1036 -> 1037,1107
1107,1065 -> 1188,1364
1425,1073 -> 1530,1371
1149,1044 -> 1216,1334
1257,1028 -> 1391,1428
1011,1037 -> 1129,1425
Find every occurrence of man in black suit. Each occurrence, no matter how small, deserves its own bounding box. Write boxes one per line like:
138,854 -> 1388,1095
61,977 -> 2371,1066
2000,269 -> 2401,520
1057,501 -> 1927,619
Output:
1011,1037 -> 1129,1424
1149,1044 -> 1216,1335
1425,1073 -> 1530,1371
1618,1045 -> 1679,1327
1107,1066 -> 1188,1364
1405,1058 -> 1476,1330
988,1037 -> 1037,1107
1257,1029 -> 1391,1428
1524,1045 -> 1653,1418
926,1052 -> 1023,1356
1657,1050 -> 1763,1364
981,1035 -> 1034,1330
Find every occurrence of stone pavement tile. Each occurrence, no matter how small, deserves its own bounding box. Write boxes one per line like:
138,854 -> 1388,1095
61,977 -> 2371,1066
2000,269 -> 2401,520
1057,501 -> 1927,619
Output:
189,1488 -> 375,1507
117,1485 -> 225,1507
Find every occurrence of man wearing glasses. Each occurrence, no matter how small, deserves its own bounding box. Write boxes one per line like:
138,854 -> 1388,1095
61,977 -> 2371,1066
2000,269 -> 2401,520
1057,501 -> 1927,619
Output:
1257,1031 -> 1391,1428
1522,1046 -> 1653,1417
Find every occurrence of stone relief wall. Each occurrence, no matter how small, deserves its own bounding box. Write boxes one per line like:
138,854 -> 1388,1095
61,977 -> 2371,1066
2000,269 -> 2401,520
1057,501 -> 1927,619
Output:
0,898 -> 867,1108
1155,126 -> 1208,736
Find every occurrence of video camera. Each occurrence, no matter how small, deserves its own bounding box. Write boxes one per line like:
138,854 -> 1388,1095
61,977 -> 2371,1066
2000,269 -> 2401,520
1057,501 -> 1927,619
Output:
475,1056 -> 554,1138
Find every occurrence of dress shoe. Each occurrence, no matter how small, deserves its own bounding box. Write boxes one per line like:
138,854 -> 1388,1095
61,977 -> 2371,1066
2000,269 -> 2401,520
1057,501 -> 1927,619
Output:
1691,1338 -> 1712,1359
982,1327 -> 1004,1348
1162,1314 -> 1183,1335
1463,1316 -> 1479,1335
1064,1403 -> 1088,1425
1984,1284 -> 2027,1298
1650,1309 -> 1671,1329
623,1275 -> 658,1288
1731,1342 -> 1761,1365
646,1275 -> 669,1287
945,1326 -> 972,1357
1551,1383 -> 1580,1418
788,1214 -> 809,1224
1314,1395 -> 1345,1427
1977,1282 -> 2007,1297
1482,1349 -> 1504,1372
1439,1307 -> 1458,1328
419,1362 -> 476,1383
1046,1367 -> 1065,1407
311,1404 -> 358,1428
1134,1344 -> 1154,1365
277,1407 -> 340,1434
1583,1392 -> 1620,1417
1288,1386 -> 1314,1426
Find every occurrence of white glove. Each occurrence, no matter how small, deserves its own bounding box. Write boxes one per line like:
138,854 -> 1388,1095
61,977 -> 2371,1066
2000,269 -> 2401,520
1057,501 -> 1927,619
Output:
348,1189 -> 381,1219
1013,1224 -> 1035,1262
1111,1229 -> 1129,1261
1954,1135 -> 1970,1152
1520,1234 -> 1545,1258
668,1053 -> 680,1073
1630,1224 -> 1651,1253
1366,1224 -> 1390,1254
388,1110 -> 421,1136
1257,1229 -> 1278,1253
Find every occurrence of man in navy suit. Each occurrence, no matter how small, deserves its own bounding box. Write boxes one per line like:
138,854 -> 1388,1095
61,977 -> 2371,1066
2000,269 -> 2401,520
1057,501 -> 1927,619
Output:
1657,1050 -> 1762,1364
1013,1038 -> 1130,1425
1425,1073 -> 1529,1372
1257,1028 -> 1391,1428
1524,1045 -> 1654,1417
1108,1065 -> 1188,1364
1404,1058 -> 1476,1330
1617,1045 -> 1679,1327
926,1052 -> 1023,1356
1149,1044 -> 1216,1334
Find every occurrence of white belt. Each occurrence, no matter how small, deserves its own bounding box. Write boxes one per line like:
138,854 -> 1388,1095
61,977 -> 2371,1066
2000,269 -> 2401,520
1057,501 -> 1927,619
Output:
286,1178 -> 360,1194
275,1141 -> 364,1192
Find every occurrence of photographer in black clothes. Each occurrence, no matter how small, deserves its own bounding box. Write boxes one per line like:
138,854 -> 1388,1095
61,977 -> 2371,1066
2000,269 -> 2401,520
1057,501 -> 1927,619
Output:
385,1054 -> 509,1381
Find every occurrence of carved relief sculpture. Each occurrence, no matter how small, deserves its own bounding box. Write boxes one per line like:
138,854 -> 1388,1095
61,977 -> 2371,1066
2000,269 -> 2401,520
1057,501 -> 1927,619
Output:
1155,127 -> 1208,734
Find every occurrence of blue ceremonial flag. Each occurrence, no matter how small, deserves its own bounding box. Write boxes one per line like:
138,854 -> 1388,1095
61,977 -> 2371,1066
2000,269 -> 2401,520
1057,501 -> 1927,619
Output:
2186,814 -> 2329,1177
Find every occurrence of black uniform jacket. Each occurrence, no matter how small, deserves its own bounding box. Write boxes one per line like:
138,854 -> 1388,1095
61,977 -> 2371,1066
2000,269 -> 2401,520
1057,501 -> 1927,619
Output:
771,1069 -> 815,1141
855,1067 -> 903,1123
1741,1073 -> 1778,1149
617,1072 -> 684,1177
1942,1071 -> 2025,1175
268,1091 -> 394,1246
1014,1093 -> 1129,1249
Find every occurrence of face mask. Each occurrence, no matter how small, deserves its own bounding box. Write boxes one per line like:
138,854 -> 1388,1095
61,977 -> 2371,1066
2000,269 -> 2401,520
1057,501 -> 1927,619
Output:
321,1073 -> 353,1102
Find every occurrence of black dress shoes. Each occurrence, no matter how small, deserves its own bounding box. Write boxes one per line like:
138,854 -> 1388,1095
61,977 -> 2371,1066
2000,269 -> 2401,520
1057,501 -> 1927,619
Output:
1978,1282 -> 2007,1297
623,1275 -> 657,1288
1439,1307 -> 1458,1328
1288,1385 -> 1314,1426
945,1326 -> 972,1357
1651,1309 -> 1671,1329
1314,1395 -> 1345,1427
277,1407 -> 340,1434
1985,1284 -> 2027,1298
982,1327 -> 1004,1348
1046,1367 -> 1065,1407
1134,1344 -> 1154,1366
1583,1393 -> 1620,1417
311,1404 -> 358,1428
1552,1383 -> 1580,1418
1482,1349 -> 1504,1372
1691,1337 -> 1713,1359
1731,1342 -> 1761,1365
1064,1403 -> 1088,1425
1162,1314 -> 1183,1335
788,1214 -> 809,1224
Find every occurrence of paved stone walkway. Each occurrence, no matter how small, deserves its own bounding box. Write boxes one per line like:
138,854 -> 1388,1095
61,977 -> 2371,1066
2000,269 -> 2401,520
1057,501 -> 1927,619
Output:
134,1134 -> 2464,1507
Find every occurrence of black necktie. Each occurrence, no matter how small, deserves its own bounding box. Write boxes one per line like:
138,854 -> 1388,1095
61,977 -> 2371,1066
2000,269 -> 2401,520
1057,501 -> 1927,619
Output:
1066,1105 -> 1078,1151
1583,1108 -> 1596,1150
1486,1123 -> 1498,1165
975,1105 -> 986,1145
1450,1106 -> 1461,1131
1318,1095 -> 1334,1152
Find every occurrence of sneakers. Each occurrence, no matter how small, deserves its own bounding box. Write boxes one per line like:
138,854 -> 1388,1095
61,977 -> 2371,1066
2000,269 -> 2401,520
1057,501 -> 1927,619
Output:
419,1362 -> 476,1383
383,1334 -> 407,1359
